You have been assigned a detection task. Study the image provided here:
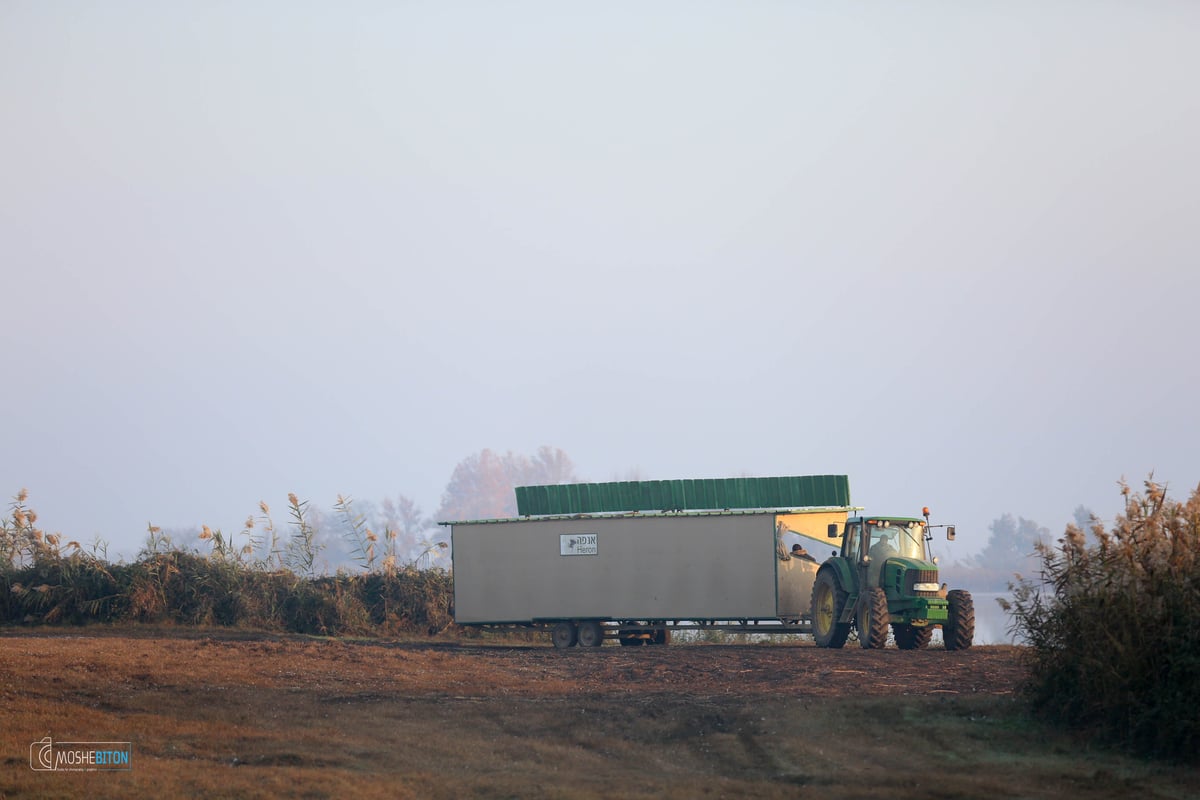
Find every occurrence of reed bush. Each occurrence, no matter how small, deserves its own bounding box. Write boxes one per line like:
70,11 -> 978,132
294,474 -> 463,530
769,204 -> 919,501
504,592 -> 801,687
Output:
5,552 -> 125,624
275,576 -> 354,635
356,568 -> 454,635
1005,479 -> 1200,762
2,490 -> 454,638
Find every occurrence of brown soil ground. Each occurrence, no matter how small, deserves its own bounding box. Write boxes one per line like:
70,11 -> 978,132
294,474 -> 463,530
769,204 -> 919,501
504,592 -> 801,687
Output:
1,627 -> 1196,799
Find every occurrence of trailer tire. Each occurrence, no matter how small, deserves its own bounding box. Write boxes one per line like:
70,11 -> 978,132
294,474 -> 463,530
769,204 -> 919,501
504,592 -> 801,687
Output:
943,590 -> 975,651
651,628 -> 670,646
893,623 -> 933,650
578,621 -> 605,648
551,622 -> 578,649
859,587 -> 891,649
811,570 -> 850,648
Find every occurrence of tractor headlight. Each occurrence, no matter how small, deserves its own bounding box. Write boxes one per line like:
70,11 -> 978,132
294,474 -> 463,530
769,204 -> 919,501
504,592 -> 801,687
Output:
913,582 -> 941,592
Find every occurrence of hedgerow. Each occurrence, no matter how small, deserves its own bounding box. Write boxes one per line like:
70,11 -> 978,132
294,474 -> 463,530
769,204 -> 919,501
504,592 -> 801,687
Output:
1,490 -> 452,637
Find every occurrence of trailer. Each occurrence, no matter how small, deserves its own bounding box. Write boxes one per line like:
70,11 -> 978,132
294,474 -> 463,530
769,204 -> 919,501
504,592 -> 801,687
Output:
443,475 -> 855,647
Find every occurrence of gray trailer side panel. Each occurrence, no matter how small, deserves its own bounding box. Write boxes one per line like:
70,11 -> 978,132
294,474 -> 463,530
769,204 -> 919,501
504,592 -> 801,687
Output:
451,514 -> 779,624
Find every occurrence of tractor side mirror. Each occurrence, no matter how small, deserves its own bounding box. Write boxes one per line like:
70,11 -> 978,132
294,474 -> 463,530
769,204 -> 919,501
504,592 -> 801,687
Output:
946,526 -> 956,541
827,523 -> 840,538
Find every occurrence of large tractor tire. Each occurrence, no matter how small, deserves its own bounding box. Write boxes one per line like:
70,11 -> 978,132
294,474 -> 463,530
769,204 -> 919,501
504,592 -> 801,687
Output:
859,587 -> 891,650
893,623 -> 933,650
943,589 -> 975,651
810,570 -> 851,648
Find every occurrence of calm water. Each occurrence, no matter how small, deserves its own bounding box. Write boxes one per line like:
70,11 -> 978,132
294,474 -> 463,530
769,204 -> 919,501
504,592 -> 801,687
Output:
968,591 -> 1015,645
924,591 -> 1015,646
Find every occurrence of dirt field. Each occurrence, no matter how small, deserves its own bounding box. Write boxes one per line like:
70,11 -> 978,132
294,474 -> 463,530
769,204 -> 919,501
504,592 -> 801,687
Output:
1,627 -> 1196,799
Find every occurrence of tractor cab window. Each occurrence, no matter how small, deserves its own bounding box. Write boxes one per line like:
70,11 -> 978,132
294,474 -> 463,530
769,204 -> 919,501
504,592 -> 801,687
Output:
895,522 -> 927,559
867,522 -> 926,561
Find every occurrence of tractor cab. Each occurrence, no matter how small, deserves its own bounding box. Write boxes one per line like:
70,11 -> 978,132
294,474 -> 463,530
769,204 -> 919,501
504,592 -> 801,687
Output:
842,516 -> 928,561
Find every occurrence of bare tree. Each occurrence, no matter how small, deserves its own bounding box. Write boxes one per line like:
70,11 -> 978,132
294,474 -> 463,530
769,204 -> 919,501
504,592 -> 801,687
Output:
380,494 -> 431,560
527,445 -> 576,486
943,513 -> 1049,591
436,446 -> 577,522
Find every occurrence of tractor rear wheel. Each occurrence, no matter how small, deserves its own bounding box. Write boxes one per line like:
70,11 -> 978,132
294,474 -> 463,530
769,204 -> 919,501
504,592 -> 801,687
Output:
943,589 -> 975,651
893,623 -> 933,650
859,587 -> 891,649
810,571 -> 850,648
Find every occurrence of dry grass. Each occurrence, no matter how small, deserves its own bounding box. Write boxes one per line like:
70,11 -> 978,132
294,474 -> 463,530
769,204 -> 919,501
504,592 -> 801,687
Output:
2,630 -> 1197,800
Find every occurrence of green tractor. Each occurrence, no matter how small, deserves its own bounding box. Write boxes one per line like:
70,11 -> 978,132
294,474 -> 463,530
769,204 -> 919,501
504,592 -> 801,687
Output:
810,508 -> 974,650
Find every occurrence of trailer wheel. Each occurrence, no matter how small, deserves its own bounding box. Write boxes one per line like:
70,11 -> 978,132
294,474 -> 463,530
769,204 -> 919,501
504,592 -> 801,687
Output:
943,590 -> 975,651
859,587 -> 891,649
811,571 -> 850,648
577,621 -> 605,648
551,622 -> 578,649
650,628 -> 670,646
893,623 -> 933,650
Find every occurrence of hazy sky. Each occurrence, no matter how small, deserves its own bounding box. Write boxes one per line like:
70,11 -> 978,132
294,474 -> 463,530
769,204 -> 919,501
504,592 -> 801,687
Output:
3,2 -> 1197,563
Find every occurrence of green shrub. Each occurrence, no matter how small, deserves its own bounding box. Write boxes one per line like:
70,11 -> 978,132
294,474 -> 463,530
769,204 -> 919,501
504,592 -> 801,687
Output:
1006,479 -> 1200,762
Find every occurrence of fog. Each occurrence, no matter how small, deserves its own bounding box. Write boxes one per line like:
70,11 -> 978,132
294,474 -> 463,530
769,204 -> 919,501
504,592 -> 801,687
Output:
3,3 -> 1198,563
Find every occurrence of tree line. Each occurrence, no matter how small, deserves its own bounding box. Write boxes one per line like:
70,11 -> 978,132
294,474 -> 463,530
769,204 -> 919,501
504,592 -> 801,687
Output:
154,445 -> 578,574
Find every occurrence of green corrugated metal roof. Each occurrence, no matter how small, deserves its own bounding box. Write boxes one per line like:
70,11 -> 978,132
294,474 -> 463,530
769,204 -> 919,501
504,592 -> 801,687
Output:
514,475 -> 851,516
442,507 -> 856,526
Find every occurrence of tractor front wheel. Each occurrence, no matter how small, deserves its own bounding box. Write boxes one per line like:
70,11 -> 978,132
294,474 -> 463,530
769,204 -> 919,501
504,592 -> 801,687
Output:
810,571 -> 850,648
859,587 -> 890,649
943,589 -> 975,651
893,623 -> 933,650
